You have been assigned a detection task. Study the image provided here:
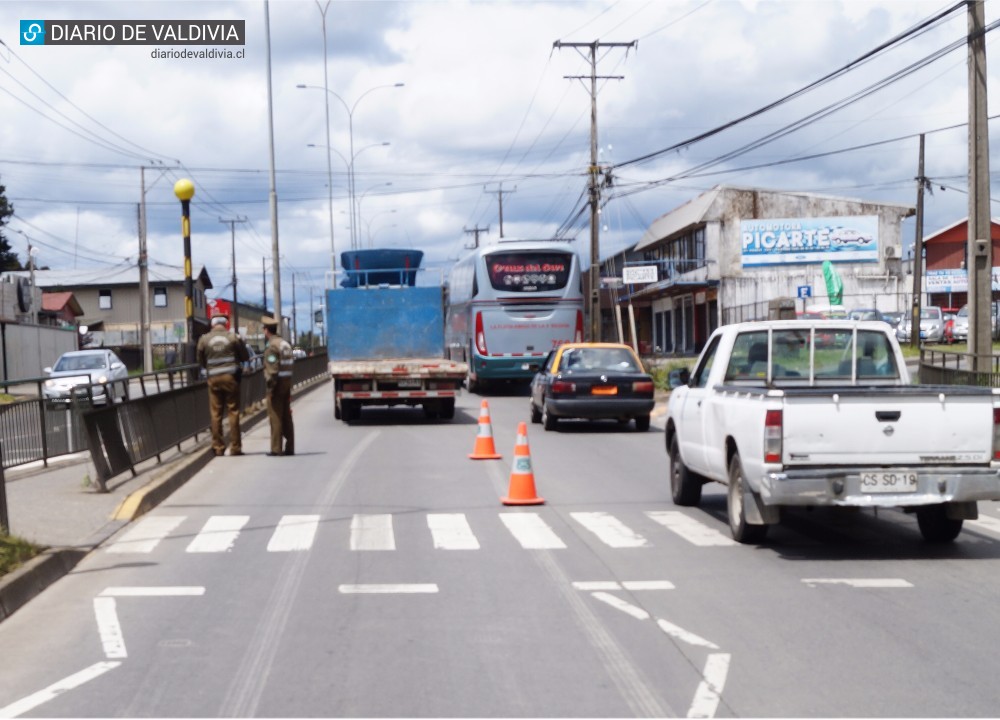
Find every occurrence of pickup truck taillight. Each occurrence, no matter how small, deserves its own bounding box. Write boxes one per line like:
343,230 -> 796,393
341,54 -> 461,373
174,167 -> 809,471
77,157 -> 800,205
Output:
994,408 -> 1000,460
551,380 -> 576,394
475,312 -> 488,355
764,409 -> 782,464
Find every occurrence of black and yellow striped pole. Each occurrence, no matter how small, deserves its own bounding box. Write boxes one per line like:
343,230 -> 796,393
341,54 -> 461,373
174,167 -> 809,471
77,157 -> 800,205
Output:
174,178 -> 196,361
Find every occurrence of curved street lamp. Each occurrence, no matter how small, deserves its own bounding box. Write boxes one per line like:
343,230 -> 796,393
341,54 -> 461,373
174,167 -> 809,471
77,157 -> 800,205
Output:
296,82 -> 404,250
173,178 -> 196,358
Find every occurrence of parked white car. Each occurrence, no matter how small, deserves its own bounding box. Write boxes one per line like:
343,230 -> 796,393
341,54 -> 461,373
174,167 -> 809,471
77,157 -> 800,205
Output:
43,349 -> 129,406
895,306 -> 944,343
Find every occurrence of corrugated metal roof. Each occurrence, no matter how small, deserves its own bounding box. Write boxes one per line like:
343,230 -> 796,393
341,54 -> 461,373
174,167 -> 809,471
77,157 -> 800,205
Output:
634,188 -> 721,252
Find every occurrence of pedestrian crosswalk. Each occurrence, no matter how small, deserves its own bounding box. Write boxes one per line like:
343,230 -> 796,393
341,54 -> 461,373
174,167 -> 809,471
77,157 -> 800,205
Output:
104,509 -> 738,556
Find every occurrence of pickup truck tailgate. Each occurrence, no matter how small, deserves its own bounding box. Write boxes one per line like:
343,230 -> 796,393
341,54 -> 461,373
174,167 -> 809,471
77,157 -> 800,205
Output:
782,387 -> 996,465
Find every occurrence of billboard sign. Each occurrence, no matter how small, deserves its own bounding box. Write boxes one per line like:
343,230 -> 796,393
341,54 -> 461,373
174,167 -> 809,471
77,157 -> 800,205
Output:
741,215 -> 879,267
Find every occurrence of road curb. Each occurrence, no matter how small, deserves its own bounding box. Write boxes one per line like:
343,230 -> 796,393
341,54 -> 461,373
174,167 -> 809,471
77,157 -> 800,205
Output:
0,548 -> 87,621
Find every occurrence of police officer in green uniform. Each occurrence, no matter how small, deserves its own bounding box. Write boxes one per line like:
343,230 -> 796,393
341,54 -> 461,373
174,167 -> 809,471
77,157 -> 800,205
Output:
262,315 -> 295,456
197,313 -> 250,456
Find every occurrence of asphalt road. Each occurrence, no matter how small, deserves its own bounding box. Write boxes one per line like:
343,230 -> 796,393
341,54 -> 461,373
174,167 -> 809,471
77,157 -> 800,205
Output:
1,384 -> 1000,717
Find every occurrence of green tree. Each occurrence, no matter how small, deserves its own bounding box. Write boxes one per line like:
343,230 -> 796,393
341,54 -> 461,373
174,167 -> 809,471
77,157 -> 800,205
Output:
0,180 -> 21,271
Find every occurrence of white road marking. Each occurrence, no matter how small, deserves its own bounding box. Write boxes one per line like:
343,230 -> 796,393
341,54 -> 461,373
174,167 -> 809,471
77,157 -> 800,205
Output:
622,580 -> 675,591
0,661 -> 121,718
687,653 -> 731,719
99,586 -> 205,597
427,513 -> 480,549
267,515 -> 320,552
338,584 -> 439,594
646,510 -> 737,547
105,515 -> 185,554
350,513 -> 396,550
572,580 -> 675,591
802,578 -> 913,588
656,618 -> 720,650
93,597 -> 126,659
186,515 -> 250,553
591,592 -> 651,620
499,512 -> 566,549
968,515 -> 1000,535
571,512 -> 649,548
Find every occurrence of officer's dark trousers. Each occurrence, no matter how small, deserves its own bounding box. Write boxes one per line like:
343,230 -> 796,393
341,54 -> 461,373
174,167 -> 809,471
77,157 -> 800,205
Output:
208,374 -> 242,454
267,379 -> 294,455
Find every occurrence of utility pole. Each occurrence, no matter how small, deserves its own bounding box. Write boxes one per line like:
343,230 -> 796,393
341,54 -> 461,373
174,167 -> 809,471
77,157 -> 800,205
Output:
554,38 -> 637,342
910,134 -> 926,351
262,257 -> 267,311
219,216 -> 247,334
264,0 -> 282,331
464,225 -> 489,249
485,184 -> 515,238
968,0 -> 992,370
292,273 -> 297,344
138,168 -> 152,372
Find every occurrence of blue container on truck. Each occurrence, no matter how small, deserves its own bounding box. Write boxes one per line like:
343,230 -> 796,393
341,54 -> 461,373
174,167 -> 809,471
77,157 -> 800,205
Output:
326,252 -> 468,423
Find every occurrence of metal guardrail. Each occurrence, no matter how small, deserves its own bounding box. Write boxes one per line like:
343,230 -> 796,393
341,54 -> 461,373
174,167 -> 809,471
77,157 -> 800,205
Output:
919,348 -> 1000,388
82,351 -> 329,489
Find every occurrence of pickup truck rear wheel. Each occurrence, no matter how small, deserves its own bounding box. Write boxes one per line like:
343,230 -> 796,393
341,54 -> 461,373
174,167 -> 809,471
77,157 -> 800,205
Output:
669,436 -> 702,507
916,505 -> 963,543
727,454 -> 769,544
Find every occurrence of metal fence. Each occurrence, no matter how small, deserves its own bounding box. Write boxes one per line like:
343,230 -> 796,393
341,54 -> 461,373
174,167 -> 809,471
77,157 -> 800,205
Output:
919,348 -> 1000,387
0,352 -> 330,479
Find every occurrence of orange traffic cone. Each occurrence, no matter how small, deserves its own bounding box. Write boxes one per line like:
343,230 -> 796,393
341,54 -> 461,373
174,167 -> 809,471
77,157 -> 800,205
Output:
468,400 -> 502,460
502,422 -> 544,506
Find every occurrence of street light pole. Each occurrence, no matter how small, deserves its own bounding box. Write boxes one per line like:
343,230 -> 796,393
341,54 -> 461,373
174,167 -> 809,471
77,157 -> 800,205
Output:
316,0 -> 336,276
357,181 -> 391,247
173,178 -> 196,361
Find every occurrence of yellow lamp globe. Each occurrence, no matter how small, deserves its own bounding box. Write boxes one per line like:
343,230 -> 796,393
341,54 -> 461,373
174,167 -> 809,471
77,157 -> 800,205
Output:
173,178 -> 195,201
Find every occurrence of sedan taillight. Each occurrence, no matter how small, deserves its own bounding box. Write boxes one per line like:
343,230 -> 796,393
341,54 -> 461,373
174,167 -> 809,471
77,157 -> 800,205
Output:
632,380 -> 654,394
551,380 -> 576,394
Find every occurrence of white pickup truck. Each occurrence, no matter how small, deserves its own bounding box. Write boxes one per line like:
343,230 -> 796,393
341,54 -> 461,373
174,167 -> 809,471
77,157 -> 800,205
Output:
666,320 -> 1000,543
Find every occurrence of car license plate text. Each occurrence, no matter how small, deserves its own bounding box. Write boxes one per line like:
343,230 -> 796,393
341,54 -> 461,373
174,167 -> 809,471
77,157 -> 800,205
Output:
860,472 -> 918,493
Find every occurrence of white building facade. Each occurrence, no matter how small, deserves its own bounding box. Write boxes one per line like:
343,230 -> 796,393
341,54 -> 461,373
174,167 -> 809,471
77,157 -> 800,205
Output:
624,185 -> 914,355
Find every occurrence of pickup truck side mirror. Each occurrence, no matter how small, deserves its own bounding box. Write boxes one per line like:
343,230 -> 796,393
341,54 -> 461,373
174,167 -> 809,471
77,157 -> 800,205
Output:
668,368 -> 690,388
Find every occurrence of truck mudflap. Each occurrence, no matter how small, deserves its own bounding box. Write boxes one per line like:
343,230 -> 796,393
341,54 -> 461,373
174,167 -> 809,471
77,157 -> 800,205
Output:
761,465 -> 1000,508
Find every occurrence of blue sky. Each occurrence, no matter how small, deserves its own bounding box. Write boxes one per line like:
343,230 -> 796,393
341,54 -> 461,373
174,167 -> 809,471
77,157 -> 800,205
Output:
1,0 -> 998,329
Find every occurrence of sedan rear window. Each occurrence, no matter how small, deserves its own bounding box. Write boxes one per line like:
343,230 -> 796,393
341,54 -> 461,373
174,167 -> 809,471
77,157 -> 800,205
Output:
559,347 -> 641,373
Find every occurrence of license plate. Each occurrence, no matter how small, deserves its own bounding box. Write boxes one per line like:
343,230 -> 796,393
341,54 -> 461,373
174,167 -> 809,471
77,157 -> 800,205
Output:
591,386 -> 618,396
860,472 -> 918,493
397,379 -> 422,388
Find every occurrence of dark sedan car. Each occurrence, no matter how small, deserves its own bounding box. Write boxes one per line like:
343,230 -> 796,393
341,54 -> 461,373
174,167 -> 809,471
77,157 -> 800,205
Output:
529,343 -> 655,431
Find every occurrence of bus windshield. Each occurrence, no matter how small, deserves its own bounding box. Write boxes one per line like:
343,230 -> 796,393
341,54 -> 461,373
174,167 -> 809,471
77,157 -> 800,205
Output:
486,252 -> 572,292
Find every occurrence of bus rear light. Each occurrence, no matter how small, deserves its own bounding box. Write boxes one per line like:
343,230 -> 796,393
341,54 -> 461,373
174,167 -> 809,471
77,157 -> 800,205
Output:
632,380 -> 654,394
575,310 -> 584,343
764,409 -> 782,464
475,312 -> 488,355
993,408 -> 1000,460
551,380 -> 576,394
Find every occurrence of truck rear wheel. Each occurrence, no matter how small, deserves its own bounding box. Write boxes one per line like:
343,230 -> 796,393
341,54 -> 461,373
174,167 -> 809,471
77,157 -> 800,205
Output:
727,454 -> 768,544
916,505 -> 963,543
669,436 -> 702,507
440,398 -> 455,420
342,400 -> 361,423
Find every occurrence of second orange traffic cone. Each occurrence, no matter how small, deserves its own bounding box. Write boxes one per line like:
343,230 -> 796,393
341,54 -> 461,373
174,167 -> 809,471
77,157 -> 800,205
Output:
469,400 -> 502,459
502,422 -> 544,506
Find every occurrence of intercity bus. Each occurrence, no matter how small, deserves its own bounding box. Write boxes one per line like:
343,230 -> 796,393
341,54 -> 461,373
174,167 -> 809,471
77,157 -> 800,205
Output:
446,239 -> 584,391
